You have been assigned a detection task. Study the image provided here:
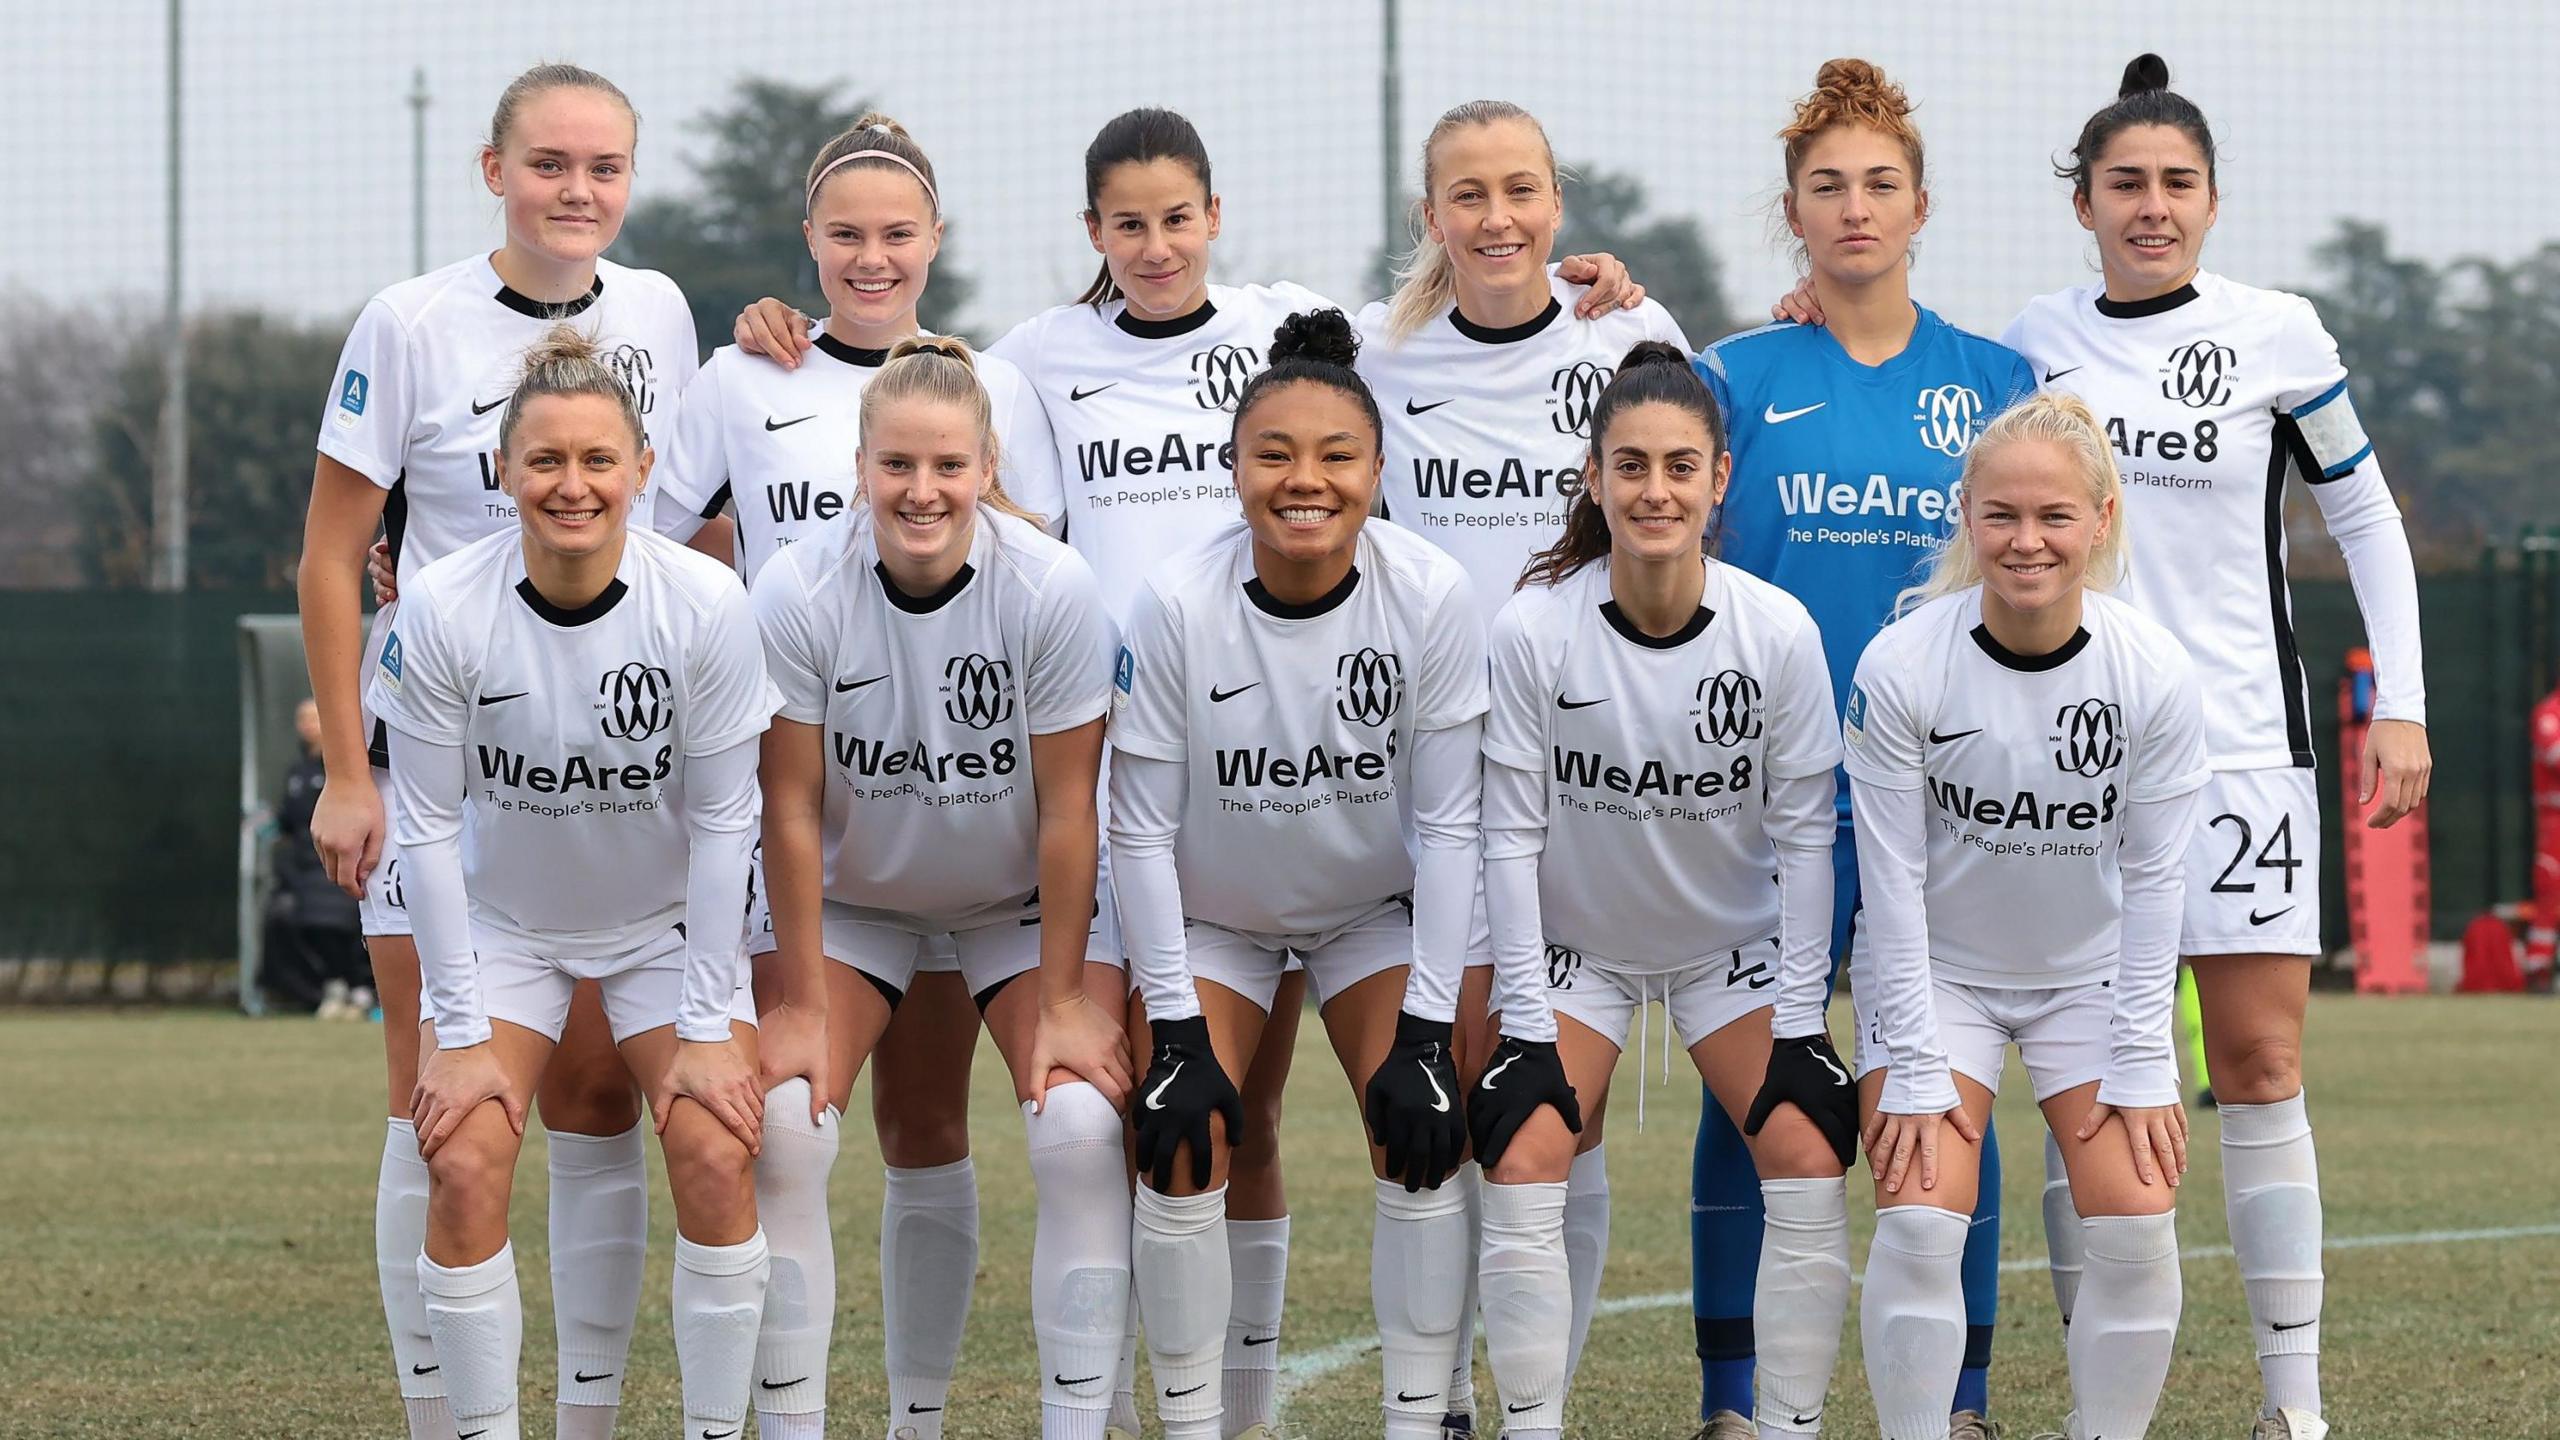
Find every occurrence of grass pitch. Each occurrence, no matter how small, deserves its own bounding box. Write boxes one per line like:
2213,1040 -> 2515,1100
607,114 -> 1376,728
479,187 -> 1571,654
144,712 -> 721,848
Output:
2,995 -> 2554,1436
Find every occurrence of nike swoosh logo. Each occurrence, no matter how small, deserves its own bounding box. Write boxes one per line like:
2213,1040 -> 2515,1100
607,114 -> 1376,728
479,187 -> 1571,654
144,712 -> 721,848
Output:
477,691 -> 526,706
1144,1060 -> 1183,1111
764,414 -> 816,431
2250,906 -> 2297,926
1069,383 -> 1117,402
1812,1050 -> 1848,1086
2044,366 -> 2083,383
1396,1390 -> 1441,1404
703,1430 -> 737,1439
835,675 -> 887,693
411,1364 -> 440,1376
1165,1383 -> 1207,1398
573,1370 -> 615,1384
1419,1058 -> 1451,1113
1928,727 -> 1982,744
906,1402 -> 944,1413
1210,683 -> 1259,703
1242,1333 -> 1279,1346
1479,1053 -> 1522,1090
1556,694 -> 1607,710
458,1432 -> 485,1440
760,1377 -> 806,1390
1405,398 -> 1454,415
1764,401 -> 1826,424
1510,1401 -> 1542,1414
2270,1318 -> 2315,1331
1056,1373 -> 1104,1388
469,395 -> 511,416
1792,1412 -> 1822,1426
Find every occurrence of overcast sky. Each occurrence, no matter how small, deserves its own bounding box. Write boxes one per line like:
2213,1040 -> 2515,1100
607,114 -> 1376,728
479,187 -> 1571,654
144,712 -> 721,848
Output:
11,1 -> 2550,342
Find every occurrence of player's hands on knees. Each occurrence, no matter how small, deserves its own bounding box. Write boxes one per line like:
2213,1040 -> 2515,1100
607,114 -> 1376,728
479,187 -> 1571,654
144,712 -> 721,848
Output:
1363,1011 -> 1466,1192
666,1038 -> 765,1155
1132,1014 -> 1240,1192
734,297 -> 815,368
1557,252 -> 1647,316
2361,718 -> 2433,829
311,774 -> 386,898
411,1043 -> 522,1159
1747,1033 -> 1860,1168
1466,1032 -> 1582,1171
1864,1103 -> 1979,1196
1030,989 -> 1133,1112
367,540 -> 398,606
1771,275 -> 1824,326
756,1000 -> 830,1122
2079,1099 -> 2189,1187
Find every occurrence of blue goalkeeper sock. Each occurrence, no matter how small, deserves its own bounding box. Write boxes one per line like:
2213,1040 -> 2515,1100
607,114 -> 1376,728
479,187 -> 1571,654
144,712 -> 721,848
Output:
1954,1119 -> 2002,1414
1689,1092 -> 1762,1418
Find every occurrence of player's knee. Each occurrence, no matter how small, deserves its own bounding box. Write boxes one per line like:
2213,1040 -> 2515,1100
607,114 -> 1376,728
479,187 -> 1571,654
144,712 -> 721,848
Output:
1487,1107 -> 1575,1185
664,1116 -> 757,1202
1747,1108 -> 1842,1181
2210,1030 -> 2302,1104
1028,1079 -> 1123,1150
425,1127 -> 516,1206
539,1064 -> 643,1135
874,1084 -> 971,1168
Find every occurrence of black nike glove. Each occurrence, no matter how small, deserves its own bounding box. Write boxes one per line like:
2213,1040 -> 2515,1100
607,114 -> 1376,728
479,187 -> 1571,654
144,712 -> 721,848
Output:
1746,1033 -> 1859,1168
1132,1014 -> 1242,1193
1465,1033 -> 1582,1171
1362,1011 -> 1466,1192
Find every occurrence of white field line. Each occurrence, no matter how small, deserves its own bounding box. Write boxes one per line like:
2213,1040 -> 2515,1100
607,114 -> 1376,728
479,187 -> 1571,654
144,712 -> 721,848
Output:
1275,1219 -> 2560,1401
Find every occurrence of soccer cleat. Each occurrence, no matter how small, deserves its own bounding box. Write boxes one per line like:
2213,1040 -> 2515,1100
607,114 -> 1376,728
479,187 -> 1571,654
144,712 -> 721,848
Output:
1949,1410 -> 2007,1440
1691,1411 -> 1755,1440
1439,1412 -> 1474,1439
2251,1409 -> 2330,1440
1106,1427 -> 1139,1440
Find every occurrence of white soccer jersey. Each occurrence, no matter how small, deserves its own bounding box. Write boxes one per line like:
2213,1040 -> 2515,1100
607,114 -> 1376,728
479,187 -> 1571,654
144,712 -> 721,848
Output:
652,326 -> 1064,583
990,281 -> 1335,623
2002,271 -> 2423,769
1484,559 -> 1838,971
1842,589 -> 2209,988
1355,274 -> 1691,613
365,529 -> 778,1033
1110,518 -> 1486,939
752,507 -> 1114,931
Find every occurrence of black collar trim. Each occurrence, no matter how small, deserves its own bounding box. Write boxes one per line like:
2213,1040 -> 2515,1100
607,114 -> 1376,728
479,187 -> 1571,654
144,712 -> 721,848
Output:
1115,300 -> 1217,339
876,560 -> 975,614
515,575 -> 626,626
2094,282 -> 2199,320
1601,599 -> 1714,649
1970,622 -> 2091,672
813,332 -> 892,368
1245,565 -> 1360,619
1450,296 -> 1563,345
494,273 -> 604,320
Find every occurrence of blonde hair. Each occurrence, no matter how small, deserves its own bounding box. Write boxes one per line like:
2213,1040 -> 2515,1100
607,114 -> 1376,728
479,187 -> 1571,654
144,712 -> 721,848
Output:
1383,101 -> 1562,342
804,112 -> 940,216
486,63 -> 636,155
1902,392 -> 2128,612
498,323 -> 642,454
857,337 -> 1040,526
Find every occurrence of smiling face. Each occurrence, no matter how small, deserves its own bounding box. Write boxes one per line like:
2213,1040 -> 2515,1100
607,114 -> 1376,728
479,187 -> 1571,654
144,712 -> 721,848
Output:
1961,435 -> 2114,616
805,165 -> 940,337
1593,399 -> 1730,567
1084,157 -> 1219,321
1235,380 -> 1382,575
500,391 -> 647,561
1423,116 -> 1563,314
860,394 -> 990,580
480,86 -> 636,267
2075,122 -> 2218,298
1786,122 -> 1927,287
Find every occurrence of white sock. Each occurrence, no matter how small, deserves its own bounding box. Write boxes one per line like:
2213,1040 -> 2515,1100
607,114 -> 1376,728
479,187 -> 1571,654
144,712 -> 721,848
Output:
1373,1177 -> 1469,1438
548,1120 -> 647,1431
1445,1162 -> 1481,1418
2043,1129 -> 2085,1331
1478,1179 -> 1569,1437
376,1119 -> 447,1435
2069,1212 -> 2182,1438
1755,1177 -> 1850,1435
883,1157 -> 980,1434
751,1082 -> 838,1431
2223,1092 -> 2324,1418
1562,1145 -> 1612,1385
1135,1185 -> 1229,1439
1860,1206 -> 1968,1440
1025,1083 -> 1133,1440
674,1230 -> 771,1436
1222,1215 -> 1290,1436
418,1243 -> 522,1440
1109,1285 -> 1142,1436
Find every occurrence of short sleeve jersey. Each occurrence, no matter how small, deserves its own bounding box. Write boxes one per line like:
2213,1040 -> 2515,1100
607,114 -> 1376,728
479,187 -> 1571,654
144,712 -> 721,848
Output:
1483,559 -> 1839,970
989,282 -> 1334,624
1353,274 -> 1691,614
364,528 -> 776,954
1109,518 -> 1487,939
1841,589 -> 2209,988
2002,272 -> 2374,770
651,327 -> 1064,583
751,508 -> 1113,932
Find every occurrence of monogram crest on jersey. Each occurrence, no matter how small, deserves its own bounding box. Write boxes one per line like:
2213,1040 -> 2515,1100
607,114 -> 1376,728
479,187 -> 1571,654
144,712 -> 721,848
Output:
1549,361 -> 1612,437
1911,383 -> 1985,458
2160,339 -> 2237,409
599,662 -> 673,741
943,653 -> 1017,730
605,342 -> 659,416
2053,698 -> 2125,777
1191,345 -> 1260,412
1335,648 -> 1404,726
1693,670 -> 1765,746
1544,943 -> 1583,991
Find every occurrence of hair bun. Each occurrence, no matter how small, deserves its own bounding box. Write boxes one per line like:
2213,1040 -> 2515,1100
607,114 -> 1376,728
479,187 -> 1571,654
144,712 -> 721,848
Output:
2119,53 -> 2172,98
1616,339 -> 1690,375
520,322 -> 603,374
1267,308 -> 1361,369
851,111 -> 911,140
887,334 -> 977,371
1812,57 -> 1902,112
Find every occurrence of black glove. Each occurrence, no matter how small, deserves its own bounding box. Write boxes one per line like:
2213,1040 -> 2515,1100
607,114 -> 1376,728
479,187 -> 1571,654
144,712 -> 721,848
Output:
1746,1033 -> 1859,1168
1362,1011 -> 1466,1192
1132,1014 -> 1242,1193
1466,1033 -> 1582,1170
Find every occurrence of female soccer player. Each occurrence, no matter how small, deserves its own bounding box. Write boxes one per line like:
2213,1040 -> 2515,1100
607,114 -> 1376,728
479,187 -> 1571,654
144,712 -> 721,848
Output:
1474,343 -> 1852,1440
1847,391 -> 2205,1440
2001,59 -> 2429,1440
750,337 -> 1135,1440
369,328 -> 775,1440
1109,310 -> 1485,1440
1700,59 -> 2035,1440
299,63 -> 697,1440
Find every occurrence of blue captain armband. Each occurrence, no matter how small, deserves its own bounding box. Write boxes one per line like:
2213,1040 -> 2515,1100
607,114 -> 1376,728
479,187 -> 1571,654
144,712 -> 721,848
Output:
2291,379 -> 2373,480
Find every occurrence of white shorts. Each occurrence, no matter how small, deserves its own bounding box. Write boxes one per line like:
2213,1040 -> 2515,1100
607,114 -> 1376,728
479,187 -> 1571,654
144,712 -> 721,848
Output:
1854,976 -> 2149,1104
823,901 -> 1046,1007
1189,896 -> 1412,1013
360,764 -> 413,937
1545,936 -> 1779,1052
475,922 -> 757,1044
2182,767 -> 2321,957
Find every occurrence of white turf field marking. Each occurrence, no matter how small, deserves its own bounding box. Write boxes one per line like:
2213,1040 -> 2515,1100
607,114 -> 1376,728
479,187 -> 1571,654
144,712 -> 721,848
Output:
1274,1220 -> 2560,1401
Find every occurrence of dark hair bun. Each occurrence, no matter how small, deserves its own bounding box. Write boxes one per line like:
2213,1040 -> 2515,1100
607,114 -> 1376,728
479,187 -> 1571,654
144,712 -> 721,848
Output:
1617,339 -> 1690,374
1267,308 -> 1361,370
2119,53 -> 2172,98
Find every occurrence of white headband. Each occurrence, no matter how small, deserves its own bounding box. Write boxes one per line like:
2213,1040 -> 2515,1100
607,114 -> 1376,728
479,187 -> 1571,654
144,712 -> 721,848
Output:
806,146 -> 939,216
